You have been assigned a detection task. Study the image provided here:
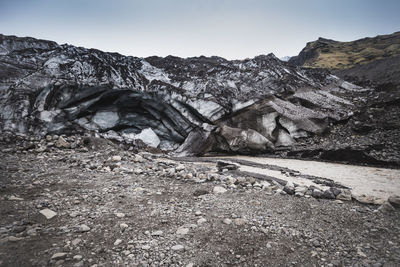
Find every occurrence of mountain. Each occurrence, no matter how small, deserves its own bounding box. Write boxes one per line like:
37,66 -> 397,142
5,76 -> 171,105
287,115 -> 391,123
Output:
289,32 -> 400,69
289,32 -> 400,91
1,34 -> 399,165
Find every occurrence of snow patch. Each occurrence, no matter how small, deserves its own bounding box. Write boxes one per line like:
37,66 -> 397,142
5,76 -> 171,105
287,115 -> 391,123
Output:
139,60 -> 170,83
124,128 -> 160,148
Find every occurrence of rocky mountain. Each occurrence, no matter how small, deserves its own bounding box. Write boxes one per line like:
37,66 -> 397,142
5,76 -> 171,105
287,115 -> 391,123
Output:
1,34 -> 399,165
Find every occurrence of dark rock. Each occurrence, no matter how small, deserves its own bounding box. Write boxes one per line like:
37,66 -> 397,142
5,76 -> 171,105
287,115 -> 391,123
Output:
283,186 -> 295,195
12,226 -> 26,233
312,189 -> 323,198
330,187 -> 342,197
322,189 -> 336,199
193,189 -> 209,197
216,160 -> 240,171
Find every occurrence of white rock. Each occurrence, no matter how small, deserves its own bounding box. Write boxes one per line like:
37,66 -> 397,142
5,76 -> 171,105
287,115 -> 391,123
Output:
76,224 -> 91,232
213,186 -> 227,194
51,252 -> 67,260
197,217 -> 207,225
151,230 -> 163,236
71,238 -> 82,246
175,164 -> 185,171
111,155 -> 122,162
176,227 -> 189,235
171,245 -> 185,251
8,195 -> 24,201
141,245 -> 151,250
234,218 -> 247,226
134,168 -> 143,174
120,223 -> 128,229
114,239 -> 122,246
73,255 -> 83,261
222,218 -> 232,225
115,212 -> 125,218
39,208 -> 57,219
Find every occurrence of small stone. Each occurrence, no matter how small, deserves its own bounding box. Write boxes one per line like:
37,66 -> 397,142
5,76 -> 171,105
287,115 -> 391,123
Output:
73,255 -> 83,261
357,248 -> 367,257
151,230 -> 163,236
111,155 -> 122,162
114,239 -> 122,246
56,136 -> 70,148
115,212 -> 125,218
3,236 -> 22,243
197,218 -> 207,225
234,218 -> 247,226
76,224 -> 91,232
216,160 -> 240,171
194,210 -> 202,216
12,225 -> 26,233
283,185 -> 295,195
141,245 -> 151,250
176,227 -> 189,236
39,208 -> 57,219
69,211 -> 79,218
133,154 -> 145,162
71,238 -> 82,246
193,189 -> 209,196
51,252 -> 67,260
222,218 -> 232,225
134,168 -> 143,174
8,195 -> 24,201
175,164 -> 185,171
171,245 -> 185,251
120,223 -> 128,230
213,186 -> 227,194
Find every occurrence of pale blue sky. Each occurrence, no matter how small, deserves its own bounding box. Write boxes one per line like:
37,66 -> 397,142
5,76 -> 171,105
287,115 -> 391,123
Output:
1,0 -> 399,59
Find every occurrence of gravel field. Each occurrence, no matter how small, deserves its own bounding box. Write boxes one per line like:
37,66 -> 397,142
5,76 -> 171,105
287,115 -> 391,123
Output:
1,136 -> 400,267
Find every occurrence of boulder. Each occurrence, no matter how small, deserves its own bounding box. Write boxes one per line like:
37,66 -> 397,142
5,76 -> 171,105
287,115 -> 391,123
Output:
133,128 -> 160,148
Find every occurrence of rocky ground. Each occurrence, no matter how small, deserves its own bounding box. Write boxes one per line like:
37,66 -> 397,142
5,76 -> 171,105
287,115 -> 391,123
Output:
1,134 -> 400,267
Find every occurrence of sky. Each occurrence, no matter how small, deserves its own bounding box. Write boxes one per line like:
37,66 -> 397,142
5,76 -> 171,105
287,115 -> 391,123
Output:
1,0 -> 399,59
